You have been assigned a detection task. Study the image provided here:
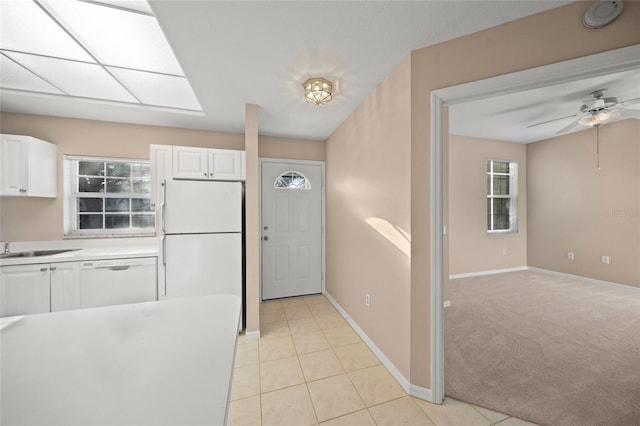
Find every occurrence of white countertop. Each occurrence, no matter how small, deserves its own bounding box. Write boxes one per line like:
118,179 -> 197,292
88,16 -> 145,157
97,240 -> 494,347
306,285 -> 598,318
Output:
0,244 -> 159,267
1,294 -> 241,426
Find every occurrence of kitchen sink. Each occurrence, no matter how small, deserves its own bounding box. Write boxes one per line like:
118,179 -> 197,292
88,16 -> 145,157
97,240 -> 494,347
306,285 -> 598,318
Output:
0,249 -> 80,259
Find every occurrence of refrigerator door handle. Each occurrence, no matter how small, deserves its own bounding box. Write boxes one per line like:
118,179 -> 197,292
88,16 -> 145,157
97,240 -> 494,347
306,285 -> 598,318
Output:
161,179 -> 167,234
161,235 -> 167,296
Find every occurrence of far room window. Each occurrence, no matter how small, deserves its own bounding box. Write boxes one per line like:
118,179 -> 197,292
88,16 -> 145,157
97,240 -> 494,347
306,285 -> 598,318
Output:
64,155 -> 155,237
487,159 -> 518,234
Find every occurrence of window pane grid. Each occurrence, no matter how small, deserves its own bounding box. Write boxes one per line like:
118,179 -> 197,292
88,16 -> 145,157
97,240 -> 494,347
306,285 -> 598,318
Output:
274,171 -> 311,190
487,159 -> 517,233
68,156 -> 154,235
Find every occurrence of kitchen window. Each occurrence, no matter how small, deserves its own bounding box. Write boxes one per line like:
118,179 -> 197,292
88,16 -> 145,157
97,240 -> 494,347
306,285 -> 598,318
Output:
64,155 -> 155,237
487,159 -> 518,234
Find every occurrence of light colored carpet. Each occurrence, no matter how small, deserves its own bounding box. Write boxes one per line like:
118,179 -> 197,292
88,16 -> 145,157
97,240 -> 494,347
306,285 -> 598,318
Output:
445,270 -> 640,426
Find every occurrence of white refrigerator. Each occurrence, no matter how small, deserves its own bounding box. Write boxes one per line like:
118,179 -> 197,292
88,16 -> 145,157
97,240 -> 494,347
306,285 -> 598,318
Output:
160,180 -> 244,327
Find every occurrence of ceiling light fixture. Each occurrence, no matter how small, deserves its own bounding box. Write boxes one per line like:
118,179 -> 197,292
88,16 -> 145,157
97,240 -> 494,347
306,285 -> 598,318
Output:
303,77 -> 332,105
578,109 -> 619,127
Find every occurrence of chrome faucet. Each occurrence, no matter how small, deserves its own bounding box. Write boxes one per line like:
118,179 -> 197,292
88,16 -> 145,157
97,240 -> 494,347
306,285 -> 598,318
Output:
3,241 -> 10,254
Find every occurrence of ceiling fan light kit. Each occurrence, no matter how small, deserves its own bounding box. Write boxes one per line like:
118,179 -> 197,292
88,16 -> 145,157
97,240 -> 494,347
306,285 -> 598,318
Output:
583,1 -> 624,29
528,88 -> 640,135
578,109 -> 619,127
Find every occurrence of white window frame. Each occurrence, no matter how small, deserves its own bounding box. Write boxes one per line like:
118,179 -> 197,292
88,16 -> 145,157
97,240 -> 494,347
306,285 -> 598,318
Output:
487,158 -> 518,234
63,155 -> 155,237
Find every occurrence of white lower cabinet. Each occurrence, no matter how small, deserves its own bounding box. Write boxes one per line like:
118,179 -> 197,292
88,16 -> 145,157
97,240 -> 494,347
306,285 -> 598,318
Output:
0,257 -> 158,318
0,264 -> 51,317
51,262 -> 81,312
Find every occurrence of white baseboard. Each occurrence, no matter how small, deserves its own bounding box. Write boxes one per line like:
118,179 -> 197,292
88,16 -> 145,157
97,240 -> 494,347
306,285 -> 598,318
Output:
449,266 -> 527,279
323,291 -> 432,401
526,267 -> 639,291
409,384 -> 432,401
244,330 -> 260,340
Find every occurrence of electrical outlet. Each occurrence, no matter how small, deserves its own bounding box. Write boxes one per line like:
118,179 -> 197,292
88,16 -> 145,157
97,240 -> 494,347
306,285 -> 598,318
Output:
567,252 -> 575,260
601,256 -> 610,264
365,293 -> 371,307
443,301 -> 452,308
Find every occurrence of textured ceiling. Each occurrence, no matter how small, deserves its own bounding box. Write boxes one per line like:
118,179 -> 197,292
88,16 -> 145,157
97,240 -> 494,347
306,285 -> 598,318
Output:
450,68 -> 640,144
3,0 -> 612,143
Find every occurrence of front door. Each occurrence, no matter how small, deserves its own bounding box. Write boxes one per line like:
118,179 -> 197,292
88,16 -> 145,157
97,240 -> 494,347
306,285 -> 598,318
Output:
261,160 -> 323,300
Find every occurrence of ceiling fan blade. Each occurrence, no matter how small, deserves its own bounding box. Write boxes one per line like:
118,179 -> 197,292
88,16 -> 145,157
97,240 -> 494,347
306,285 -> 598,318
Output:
618,108 -> 640,119
620,97 -> 640,106
556,118 -> 582,134
527,113 -> 578,128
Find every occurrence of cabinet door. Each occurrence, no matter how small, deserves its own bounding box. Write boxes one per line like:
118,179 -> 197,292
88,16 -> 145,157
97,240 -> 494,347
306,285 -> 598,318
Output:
50,262 -> 81,312
0,134 -> 29,196
172,146 -> 209,180
0,264 -> 51,317
209,149 -> 244,181
28,137 -> 57,198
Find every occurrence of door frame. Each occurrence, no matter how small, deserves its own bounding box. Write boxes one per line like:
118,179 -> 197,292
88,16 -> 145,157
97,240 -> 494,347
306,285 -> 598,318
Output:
429,44 -> 640,404
258,158 -> 326,301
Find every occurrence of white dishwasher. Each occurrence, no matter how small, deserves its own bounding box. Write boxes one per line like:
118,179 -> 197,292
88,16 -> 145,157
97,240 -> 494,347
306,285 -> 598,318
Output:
79,257 -> 157,309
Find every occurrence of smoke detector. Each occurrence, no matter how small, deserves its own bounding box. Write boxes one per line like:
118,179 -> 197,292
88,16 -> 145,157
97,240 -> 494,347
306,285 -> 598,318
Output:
583,1 -> 624,29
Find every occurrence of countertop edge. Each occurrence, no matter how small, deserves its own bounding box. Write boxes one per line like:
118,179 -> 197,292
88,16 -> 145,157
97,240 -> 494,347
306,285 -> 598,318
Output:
0,246 -> 159,267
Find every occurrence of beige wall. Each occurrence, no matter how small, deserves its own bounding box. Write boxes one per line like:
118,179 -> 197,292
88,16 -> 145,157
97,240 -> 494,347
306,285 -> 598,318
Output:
0,112 -> 323,241
448,135 -> 527,276
410,1 -> 640,388
326,55 -> 412,378
245,105 -> 261,333
325,0 -> 639,391
527,120 -> 639,287
259,135 -> 325,161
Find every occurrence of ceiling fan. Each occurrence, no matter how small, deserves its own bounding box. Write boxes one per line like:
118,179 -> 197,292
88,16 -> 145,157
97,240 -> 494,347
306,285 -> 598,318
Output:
528,89 -> 640,135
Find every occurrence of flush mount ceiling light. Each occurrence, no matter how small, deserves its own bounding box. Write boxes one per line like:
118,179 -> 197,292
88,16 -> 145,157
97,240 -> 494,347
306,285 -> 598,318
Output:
303,77 -> 332,105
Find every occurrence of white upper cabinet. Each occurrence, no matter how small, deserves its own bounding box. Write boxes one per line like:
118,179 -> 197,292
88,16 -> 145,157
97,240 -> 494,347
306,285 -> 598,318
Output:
172,146 -> 245,181
209,149 -> 245,181
172,146 -> 208,180
0,134 -> 57,198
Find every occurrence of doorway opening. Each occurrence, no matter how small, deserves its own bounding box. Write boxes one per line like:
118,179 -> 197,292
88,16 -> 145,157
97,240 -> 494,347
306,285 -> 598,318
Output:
259,158 -> 325,301
429,44 -> 640,404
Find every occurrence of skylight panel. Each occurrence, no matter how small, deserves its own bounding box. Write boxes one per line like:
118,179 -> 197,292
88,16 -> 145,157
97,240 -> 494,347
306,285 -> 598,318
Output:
0,0 -> 202,114
0,0 -> 93,62
0,54 -> 64,94
41,0 -> 184,75
86,0 -> 154,15
4,52 -> 138,103
107,67 -> 202,110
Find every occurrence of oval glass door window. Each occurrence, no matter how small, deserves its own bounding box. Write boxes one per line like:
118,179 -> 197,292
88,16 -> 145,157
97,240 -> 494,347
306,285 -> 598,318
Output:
273,171 -> 311,190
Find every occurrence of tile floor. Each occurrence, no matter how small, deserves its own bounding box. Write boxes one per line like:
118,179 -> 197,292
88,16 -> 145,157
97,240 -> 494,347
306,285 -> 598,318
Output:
228,294 -> 538,426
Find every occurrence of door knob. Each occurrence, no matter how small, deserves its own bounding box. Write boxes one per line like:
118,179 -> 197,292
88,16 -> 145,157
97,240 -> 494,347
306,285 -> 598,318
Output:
263,236 -> 269,241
